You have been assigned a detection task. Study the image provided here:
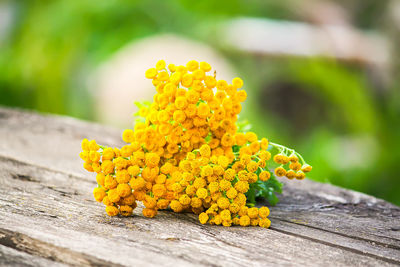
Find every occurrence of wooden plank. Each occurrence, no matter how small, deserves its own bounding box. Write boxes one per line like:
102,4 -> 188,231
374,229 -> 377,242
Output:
0,245 -> 66,267
0,157 -> 396,267
0,107 -> 399,265
0,228 -> 118,267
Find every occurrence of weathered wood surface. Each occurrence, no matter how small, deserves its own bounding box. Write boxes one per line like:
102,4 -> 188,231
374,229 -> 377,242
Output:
0,107 -> 399,266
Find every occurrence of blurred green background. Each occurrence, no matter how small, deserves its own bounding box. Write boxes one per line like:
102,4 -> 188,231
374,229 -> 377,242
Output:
1,0 -> 399,205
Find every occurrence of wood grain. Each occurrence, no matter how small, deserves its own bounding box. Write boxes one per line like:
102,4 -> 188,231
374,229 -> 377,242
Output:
0,107 -> 399,266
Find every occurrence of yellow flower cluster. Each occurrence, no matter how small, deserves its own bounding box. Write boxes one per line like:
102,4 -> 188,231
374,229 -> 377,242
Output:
79,60 -> 312,228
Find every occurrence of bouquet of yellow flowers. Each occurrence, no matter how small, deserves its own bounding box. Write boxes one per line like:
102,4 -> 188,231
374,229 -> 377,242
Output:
79,60 -> 312,228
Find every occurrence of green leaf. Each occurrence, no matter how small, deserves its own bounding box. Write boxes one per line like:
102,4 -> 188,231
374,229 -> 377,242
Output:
246,174 -> 283,206
232,145 -> 240,153
245,184 -> 257,206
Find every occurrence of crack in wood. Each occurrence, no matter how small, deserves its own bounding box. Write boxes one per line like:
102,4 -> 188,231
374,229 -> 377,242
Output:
269,225 -> 400,265
270,216 -> 400,250
11,174 -> 38,182
0,228 -> 122,267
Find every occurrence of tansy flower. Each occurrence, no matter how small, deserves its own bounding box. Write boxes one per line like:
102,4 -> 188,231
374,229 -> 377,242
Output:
215,91 -> 226,101
157,71 -> 169,81
200,165 -> 213,177
157,110 -> 170,123
208,182 -> 219,194
168,63 -> 176,72
108,189 -> 121,203
204,75 -> 216,88
289,153 -> 299,162
302,164 -> 312,173
175,96 -> 187,110
223,169 -> 235,181
236,90 -> 247,102
102,196 -> 112,206
246,161 -> 258,173
234,133 -> 247,146
121,194 -> 136,205
229,203 -> 240,214
237,170 -> 248,181
186,185 -> 197,196
296,171 -> 306,180
79,151 -> 89,162
216,80 -> 228,91
117,183 -> 132,198
143,195 -> 157,209
274,167 -> 287,177
145,68 -> 157,79
199,212 -> 209,224
131,177 -> 146,190
188,195 -> 199,206
193,69 -> 205,80
173,110 -> 186,123
116,169 -> 130,184
217,197 -> 230,209
286,170 -> 296,179
199,144 -> 211,158
213,215 -> 222,225
219,179 -> 231,191
259,218 -> 271,228
221,133 -> 235,147
104,175 -> 117,189
181,73 -> 193,87
217,156 -> 229,169
245,132 -> 257,143
128,165 -> 141,176
220,210 -> 231,221
259,151 -> 271,161
235,181 -> 249,193
273,154 -> 289,165
106,206 -> 119,216
239,215 -> 250,227
120,205 -> 133,216
251,218 -> 259,226
259,171 -> 271,182
120,145 -> 133,158
248,173 -> 258,183
249,141 -> 260,154
186,60 -> 199,71
145,153 -> 160,168
226,188 -> 238,199
96,173 -> 105,187
156,59 -> 166,70
232,77 -> 243,89
247,207 -> 259,219
240,154 -> 251,165
196,188 -> 208,199
157,199 -> 170,209
200,61 -> 211,72
179,194 -> 191,205
93,188 -> 106,202
232,102 -> 242,114
143,208 -> 157,218
197,103 -> 210,118
81,138 -> 90,151
122,129 -> 134,143
259,207 -> 270,219
170,200 -> 183,212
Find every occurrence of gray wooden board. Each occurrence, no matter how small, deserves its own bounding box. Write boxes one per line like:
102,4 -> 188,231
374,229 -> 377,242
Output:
0,107 -> 399,266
